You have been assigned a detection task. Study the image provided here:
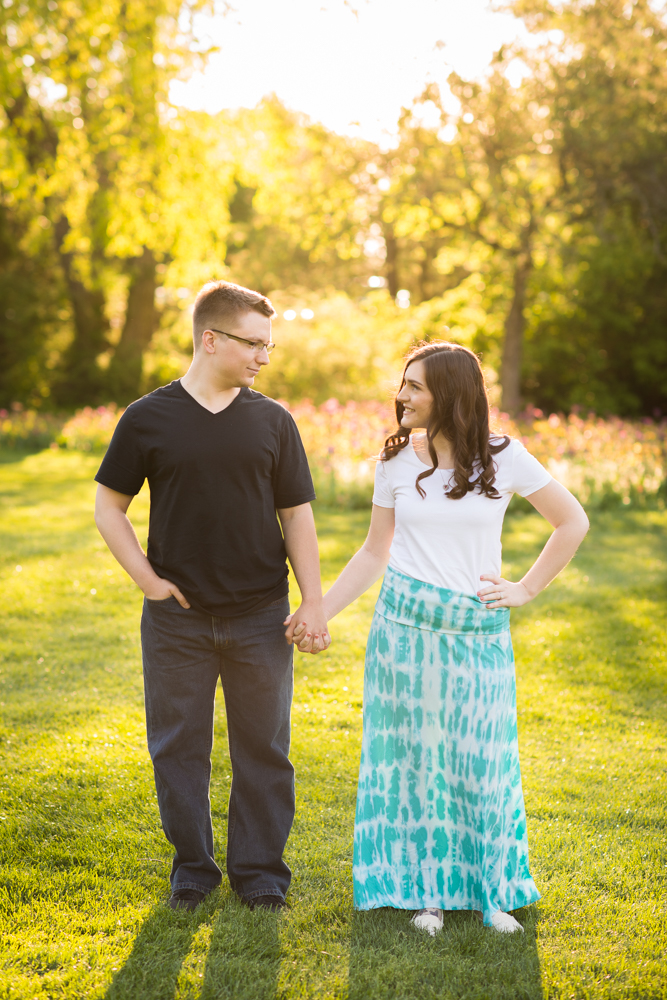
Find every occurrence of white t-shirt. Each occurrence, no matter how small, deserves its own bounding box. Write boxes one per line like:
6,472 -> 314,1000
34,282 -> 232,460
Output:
373,437 -> 552,596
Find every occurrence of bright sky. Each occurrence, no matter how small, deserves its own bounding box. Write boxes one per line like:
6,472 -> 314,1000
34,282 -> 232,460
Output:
171,0 -> 534,144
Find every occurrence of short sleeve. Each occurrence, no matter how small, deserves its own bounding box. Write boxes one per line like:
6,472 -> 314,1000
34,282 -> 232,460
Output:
508,439 -> 552,497
94,407 -> 147,496
372,460 -> 395,508
272,412 -> 316,508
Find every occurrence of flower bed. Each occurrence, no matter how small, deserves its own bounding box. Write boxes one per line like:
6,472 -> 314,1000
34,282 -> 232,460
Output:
509,408 -> 666,507
0,407 -> 65,452
283,400 -> 667,509
58,405 -> 123,453
1,400 -> 664,508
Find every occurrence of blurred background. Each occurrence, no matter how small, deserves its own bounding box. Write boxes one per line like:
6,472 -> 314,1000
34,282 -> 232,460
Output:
0,0 -> 665,419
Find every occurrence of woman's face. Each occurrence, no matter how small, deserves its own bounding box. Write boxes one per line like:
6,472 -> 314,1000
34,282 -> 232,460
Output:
396,360 -> 434,430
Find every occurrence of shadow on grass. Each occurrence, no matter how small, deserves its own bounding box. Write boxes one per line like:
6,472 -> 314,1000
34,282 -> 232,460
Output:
199,903 -> 281,1000
105,902 -> 201,1000
105,894 -> 281,1000
348,905 -> 543,1000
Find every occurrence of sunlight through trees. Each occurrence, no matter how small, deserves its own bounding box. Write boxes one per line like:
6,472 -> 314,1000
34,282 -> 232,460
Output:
1,0 -> 666,415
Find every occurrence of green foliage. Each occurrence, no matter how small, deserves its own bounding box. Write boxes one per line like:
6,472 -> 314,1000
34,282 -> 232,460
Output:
260,291 -> 416,404
525,211 -> 667,414
515,0 -> 667,415
1,0 -> 667,414
0,0 -> 221,407
0,203 -> 66,408
216,99 -> 372,295
1,451 -> 667,997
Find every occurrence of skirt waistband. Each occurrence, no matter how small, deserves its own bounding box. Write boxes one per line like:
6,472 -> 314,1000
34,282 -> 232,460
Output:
376,565 -> 510,636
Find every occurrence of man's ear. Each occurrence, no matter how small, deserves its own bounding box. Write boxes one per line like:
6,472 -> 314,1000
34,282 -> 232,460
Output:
200,329 -> 217,355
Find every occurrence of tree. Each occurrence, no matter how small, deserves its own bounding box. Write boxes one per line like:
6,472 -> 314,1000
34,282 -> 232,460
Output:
211,97 -> 371,295
364,96 -> 471,305
508,0 -> 667,414
368,78 -> 562,414
0,0 -> 221,407
443,69 -> 565,414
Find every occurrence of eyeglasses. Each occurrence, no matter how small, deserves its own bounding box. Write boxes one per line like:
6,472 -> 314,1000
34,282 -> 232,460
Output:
208,328 -> 275,354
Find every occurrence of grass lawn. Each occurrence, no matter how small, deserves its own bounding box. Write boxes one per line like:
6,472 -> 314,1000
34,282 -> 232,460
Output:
0,449 -> 666,1000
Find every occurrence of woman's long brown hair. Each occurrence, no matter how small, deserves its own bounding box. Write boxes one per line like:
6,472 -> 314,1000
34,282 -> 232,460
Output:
381,341 -> 510,500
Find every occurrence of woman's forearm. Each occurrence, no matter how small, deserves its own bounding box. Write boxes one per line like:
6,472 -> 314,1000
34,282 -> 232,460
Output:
323,545 -> 389,620
520,515 -> 589,598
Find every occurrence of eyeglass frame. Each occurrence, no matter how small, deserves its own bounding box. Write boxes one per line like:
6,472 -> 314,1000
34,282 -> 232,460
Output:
207,328 -> 275,354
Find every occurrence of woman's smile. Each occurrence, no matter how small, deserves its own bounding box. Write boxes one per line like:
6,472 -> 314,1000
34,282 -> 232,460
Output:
397,360 -> 434,429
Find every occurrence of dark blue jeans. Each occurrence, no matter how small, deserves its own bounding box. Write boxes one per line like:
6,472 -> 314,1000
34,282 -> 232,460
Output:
140,594 -> 294,902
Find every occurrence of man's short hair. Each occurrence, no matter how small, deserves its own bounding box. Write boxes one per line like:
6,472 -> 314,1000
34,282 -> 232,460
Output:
192,280 -> 275,345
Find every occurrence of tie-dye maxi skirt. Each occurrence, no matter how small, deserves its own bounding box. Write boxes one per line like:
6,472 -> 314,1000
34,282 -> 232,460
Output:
352,565 -> 540,927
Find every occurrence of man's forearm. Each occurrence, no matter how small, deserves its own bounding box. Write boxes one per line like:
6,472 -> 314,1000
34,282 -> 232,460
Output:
95,506 -> 160,592
278,503 -> 329,650
280,506 -> 323,603
95,489 -> 191,608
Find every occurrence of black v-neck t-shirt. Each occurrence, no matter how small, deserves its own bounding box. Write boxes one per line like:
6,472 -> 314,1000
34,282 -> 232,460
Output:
95,381 -> 316,617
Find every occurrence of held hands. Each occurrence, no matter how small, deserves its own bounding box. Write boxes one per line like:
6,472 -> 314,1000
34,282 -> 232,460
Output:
143,576 -> 191,609
283,600 -> 331,654
477,574 -> 532,611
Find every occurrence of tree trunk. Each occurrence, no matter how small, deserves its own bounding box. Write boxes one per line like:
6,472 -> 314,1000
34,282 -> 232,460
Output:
51,216 -> 110,407
383,225 -> 399,298
500,253 -> 532,415
107,247 -> 157,404
417,246 -> 434,305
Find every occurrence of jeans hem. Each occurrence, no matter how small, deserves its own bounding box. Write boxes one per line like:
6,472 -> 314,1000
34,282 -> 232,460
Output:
172,880 -> 220,895
240,888 -> 286,903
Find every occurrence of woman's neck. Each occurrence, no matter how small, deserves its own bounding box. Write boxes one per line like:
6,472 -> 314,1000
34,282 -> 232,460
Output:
412,431 -> 454,469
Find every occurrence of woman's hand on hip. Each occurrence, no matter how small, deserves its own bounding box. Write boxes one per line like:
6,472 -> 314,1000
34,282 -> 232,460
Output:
477,574 -> 531,610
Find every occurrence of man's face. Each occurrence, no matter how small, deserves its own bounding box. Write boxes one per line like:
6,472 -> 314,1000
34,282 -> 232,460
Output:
202,311 -> 273,388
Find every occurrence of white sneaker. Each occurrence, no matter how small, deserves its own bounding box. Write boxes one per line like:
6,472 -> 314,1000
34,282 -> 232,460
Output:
491,911 -> 524,934
411,907 -> 444,936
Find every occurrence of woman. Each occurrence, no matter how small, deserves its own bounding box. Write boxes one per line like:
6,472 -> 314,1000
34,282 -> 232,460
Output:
303,341 -> 588,935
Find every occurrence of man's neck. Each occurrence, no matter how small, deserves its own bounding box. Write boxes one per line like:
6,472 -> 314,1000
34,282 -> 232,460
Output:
180,362 -> 242,414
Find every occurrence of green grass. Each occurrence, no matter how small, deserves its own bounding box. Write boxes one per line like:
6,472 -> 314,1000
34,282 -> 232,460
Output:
0,449 -> 666,999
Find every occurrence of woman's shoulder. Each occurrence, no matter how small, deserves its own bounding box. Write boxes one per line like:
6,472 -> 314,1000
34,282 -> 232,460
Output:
490,435 -> 551,493
382,437 -> 419,463
487,436 -> 530,477
377,441 -> 418,482
490,435 -> 526,458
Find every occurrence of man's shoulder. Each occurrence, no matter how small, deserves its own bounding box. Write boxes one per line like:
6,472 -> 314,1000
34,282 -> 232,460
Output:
242,389 -> 293,422
127,381 -> 182,410
122,382 -> 183,421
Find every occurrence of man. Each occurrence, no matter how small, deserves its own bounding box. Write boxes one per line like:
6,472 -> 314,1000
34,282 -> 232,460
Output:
94,279 -> 328,913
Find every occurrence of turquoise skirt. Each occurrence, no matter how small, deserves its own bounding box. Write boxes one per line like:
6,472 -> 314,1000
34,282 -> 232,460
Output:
353,566 -> 540,927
